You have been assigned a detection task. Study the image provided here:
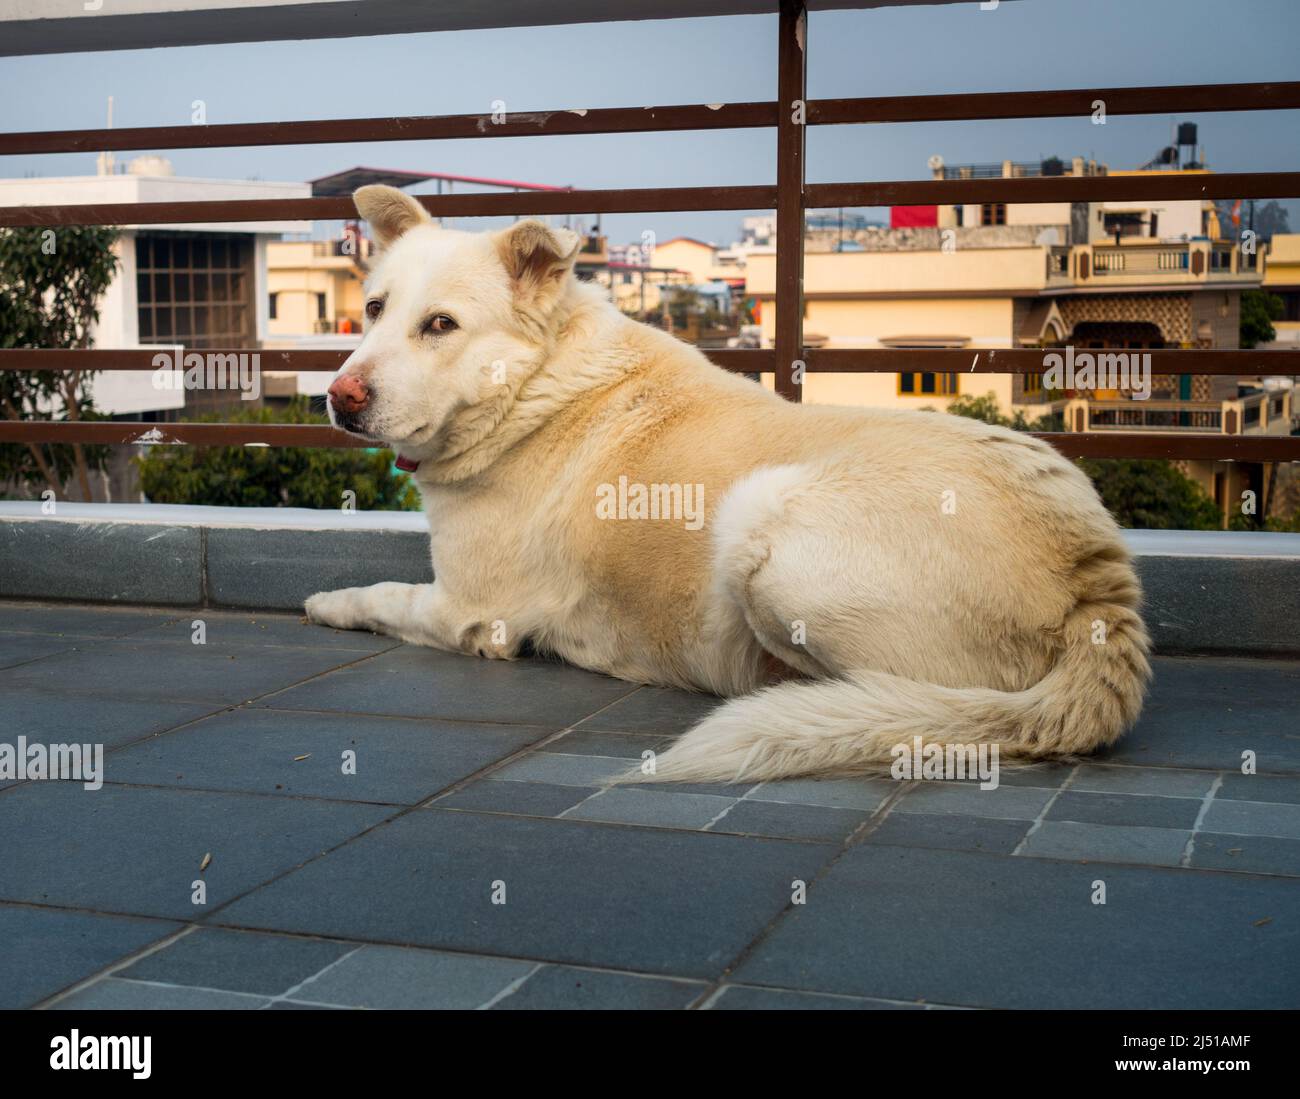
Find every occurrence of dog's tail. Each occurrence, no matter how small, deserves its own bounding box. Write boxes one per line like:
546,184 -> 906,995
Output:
634,565 -> 1151,785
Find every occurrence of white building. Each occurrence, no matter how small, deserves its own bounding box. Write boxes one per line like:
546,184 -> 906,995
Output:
0,157 -> 309,415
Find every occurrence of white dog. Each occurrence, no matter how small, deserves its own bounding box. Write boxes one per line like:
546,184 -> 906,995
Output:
306,185 -> 1151,783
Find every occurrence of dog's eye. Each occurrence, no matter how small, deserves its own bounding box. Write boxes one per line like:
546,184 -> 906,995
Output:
365,299 -> 383,322
425,314 -> 458,335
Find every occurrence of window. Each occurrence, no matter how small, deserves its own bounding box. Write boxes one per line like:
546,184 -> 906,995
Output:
979,203 -> 1006,226
1022,373 -> 1043,396
136,231 -> 255,349
898,372 -> 959,397
1102,212 -> 1145,239
316,292 -> 328,320
268,292 -> 278,320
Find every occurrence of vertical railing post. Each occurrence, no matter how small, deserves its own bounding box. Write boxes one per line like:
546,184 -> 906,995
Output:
774,0 -> 807,403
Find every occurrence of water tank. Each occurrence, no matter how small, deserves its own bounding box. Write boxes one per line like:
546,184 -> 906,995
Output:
127,155 -> 175,177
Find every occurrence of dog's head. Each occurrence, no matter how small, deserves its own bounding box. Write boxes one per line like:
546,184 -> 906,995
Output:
326,184 -> 581,459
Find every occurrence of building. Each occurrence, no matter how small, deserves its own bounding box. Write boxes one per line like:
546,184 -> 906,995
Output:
745,140 -> 1294,525
0,156 -> 309,418
1262,232 -> 1300,350
267,234 -> 371,339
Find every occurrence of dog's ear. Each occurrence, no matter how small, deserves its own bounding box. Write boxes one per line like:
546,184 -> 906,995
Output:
354,185 -> 430,250
495,219 -> 580,312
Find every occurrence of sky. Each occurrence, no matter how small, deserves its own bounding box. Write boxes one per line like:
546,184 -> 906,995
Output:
1,0 -> 1297,245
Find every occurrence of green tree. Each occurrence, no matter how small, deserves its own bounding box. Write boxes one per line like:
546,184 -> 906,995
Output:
0,226 -> 119,499
1239,289 -> 1283,349
942,391 -> 1063,432
1076,459 -> 1223,530
944,390 -> 1222,530
135,398 -> 420,510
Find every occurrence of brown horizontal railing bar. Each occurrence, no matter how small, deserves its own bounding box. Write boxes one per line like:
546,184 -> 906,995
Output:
0,348 -> 768,372
5,421 -> 1297,461
0,185 -> 780,228
809,81 -> 1300,126
1035,434 -> 1300,461
2,422 -> 369,449
6,173 -> 1296,229
802,349 -> 1300,376
0,349 -> 351,372
0,102 -> 779,156
3,348 -> 1298,377
4,82 -> 1298,157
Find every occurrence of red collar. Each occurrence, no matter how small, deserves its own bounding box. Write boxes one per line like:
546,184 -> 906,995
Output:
395,454 -> 420,472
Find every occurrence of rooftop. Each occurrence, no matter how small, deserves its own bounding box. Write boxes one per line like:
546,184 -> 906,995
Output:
2,597 -> 1297,1010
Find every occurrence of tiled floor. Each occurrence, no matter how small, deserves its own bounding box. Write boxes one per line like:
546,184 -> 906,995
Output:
0,600 -> 1296,1009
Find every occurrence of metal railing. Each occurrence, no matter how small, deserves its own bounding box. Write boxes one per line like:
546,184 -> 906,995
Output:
1,2 -> 1299,464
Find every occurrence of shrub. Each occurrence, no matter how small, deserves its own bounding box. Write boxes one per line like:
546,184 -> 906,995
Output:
135,398 -> 420,510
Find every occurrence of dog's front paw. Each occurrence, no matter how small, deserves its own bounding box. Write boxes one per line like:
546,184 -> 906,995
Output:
305,588 -> 362,631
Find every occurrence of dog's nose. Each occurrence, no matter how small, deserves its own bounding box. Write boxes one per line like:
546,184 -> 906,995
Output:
328,374 -> 370,413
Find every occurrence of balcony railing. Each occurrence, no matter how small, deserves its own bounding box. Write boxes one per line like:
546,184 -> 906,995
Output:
1092,245 -> 1191,274
1084,240 -> 1260,281
1047,246 -> 1071,279
1085,401 -> 1224,432
1,3 -> 1299,465
1069,391 -> 1292,436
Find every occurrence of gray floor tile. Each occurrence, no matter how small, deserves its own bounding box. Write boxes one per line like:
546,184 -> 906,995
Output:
0,903 -> 179,1009
0,638 -> 366,706
863,812 -> 1031,855
108,708 -> 549,804
563,787 -> 735,829
746,777 -> 894,811
293,944 -> 533,1009
5,689 -> 218,750
432,779 -> 601,818
621,777 -> 761,797
1139,655 -> 1300,703
736,845 -> 1300,1008
0,782 -> 392,918
260,646 -> 638,725
573,686 -> 722,734
493,752 -> 631,787
216,809 -> 836,978
991,764 -> 1076,789
118,927 -> 354,996
52,977 -> 269,1010
894,783 -> 1053,820
709,799 -> 870,842
1201,799 -> 1300,840
1189,833 -> 1300,878
541,729 -> 673,760
1047,791 -> 1203,830
1217,774 -> 1300,805
0,603 -> 175,639
1017,820 -> 1191,867
0,634 -> 75,671
1098,657 -> 1300,772
129,610 -> 399,652
271,1000 -> 347,1009
1071,764 -> 1217,799
494,966 -> 703,1009
709,985 -> 925,1010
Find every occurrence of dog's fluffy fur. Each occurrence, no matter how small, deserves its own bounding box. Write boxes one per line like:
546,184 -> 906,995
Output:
305,185 -> 1151,783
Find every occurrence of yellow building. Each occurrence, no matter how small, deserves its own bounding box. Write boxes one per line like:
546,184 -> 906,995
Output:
266,237 -> 370,337
1262,232 -> 1300,349
744,156 -> 1293,526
